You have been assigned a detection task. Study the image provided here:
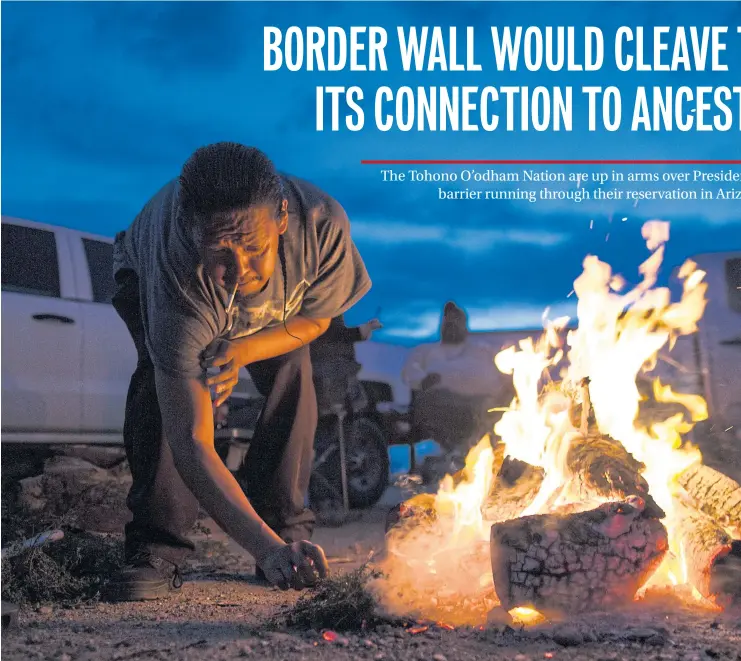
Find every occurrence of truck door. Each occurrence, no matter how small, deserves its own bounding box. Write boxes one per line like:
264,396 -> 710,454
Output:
69,233 -> 135,434
696,253 -> 741,438
1,221 -> 83,432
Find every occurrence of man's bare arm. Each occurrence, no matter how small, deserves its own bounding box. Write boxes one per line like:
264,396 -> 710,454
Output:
234,315 -> 331,365
203,316 -> 330,404
155,369 -> 285,563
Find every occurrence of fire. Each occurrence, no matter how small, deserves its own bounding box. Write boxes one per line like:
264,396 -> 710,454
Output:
494,220 -> 710,596
433,436 -> 494,541
372,435 -> 500,626
374,220 -> 718,625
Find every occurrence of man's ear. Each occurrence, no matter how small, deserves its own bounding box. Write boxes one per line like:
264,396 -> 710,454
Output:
277,199 -> 288,235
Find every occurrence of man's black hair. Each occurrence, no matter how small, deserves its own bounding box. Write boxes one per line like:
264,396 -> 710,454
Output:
179,142 -> 285,232
181,142 -> 302,344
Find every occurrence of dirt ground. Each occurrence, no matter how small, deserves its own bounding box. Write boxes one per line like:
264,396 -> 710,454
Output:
3,491 -> 741,661
3,419 -> 741,661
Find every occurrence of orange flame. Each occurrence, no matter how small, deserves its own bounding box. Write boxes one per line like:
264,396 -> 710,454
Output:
494,220 -> 710,599
375,220 -> 714,624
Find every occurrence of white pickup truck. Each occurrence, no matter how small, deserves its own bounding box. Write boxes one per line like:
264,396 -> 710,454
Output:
2,215 -> 739,477
2,217 -> 133,445
0,216 -> 407,481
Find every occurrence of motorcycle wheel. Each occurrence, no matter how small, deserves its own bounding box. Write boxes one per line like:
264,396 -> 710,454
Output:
311,416 -> 390,510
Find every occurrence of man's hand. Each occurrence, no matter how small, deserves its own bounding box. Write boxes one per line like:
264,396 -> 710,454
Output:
201,338 -> 242,407
420,372 -> 442,391
259,541 -> 329,590
358,318 -> 382,340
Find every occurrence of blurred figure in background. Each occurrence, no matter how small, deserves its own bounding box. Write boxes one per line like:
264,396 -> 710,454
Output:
402,301 -> 512,479
310,315 -> 382,369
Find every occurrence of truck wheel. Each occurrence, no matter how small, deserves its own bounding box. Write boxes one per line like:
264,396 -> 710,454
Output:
311,416 -> 390,510
1,446 -> 50,482
347,417 -> 390,508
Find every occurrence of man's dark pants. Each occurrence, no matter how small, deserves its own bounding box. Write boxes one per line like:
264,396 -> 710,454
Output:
112,269 -> 317,565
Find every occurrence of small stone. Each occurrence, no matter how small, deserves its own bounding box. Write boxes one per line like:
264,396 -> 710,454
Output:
59,655 -> 72,661
553,627 -> 584,647
487,606 -> 514,626
374,654 -> 386,661
432,655 -> 448,661
625,627 -> 659,641
36,606 -> 52,615
364,639 -> 376,648
514,655 -> 531,661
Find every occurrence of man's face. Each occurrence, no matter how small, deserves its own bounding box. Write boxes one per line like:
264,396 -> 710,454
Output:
203,204 -> 287,297
441,317 -> 467,344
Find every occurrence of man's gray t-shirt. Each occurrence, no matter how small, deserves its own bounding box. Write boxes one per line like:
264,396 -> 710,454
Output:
114,174 -> 372,379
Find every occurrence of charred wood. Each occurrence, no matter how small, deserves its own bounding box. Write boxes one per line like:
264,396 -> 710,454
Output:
490,498 -> 668,614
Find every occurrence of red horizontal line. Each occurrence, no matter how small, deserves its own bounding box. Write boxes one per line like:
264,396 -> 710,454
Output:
361,159 -> 741,165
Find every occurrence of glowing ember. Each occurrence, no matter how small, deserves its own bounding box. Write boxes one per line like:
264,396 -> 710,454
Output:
409,625 -> 429,635
509,607 -> 546,626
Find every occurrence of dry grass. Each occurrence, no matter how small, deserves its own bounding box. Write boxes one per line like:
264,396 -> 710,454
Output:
1,483 -> 124,606
270,564 -> 391,632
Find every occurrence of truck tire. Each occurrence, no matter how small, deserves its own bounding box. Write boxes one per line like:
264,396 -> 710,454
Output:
311,416 -> 390,510
1,446 -> 50,482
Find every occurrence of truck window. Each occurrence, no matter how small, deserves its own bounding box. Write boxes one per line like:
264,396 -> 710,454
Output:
1,224 -> 61,297
82,239 -> 116,304
726,258 -> 741,314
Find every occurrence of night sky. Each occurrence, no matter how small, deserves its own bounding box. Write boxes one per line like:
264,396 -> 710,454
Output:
3,1 -> 740,344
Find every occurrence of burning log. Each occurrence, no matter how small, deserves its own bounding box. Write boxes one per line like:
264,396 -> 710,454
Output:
563,433 -> 664,518
490,497 -> 668,614
484,461 -> 544,523
678,464 -> 741,536
708,540 -> 741,606
390,431 -> 663,533
486,431 -> 664,520
673,501 -> 741,605
385,493 -> 437,533
386,440 -> 506,534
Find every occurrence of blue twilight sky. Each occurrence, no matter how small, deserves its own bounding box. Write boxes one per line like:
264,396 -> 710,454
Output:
2,1 -> 740,344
